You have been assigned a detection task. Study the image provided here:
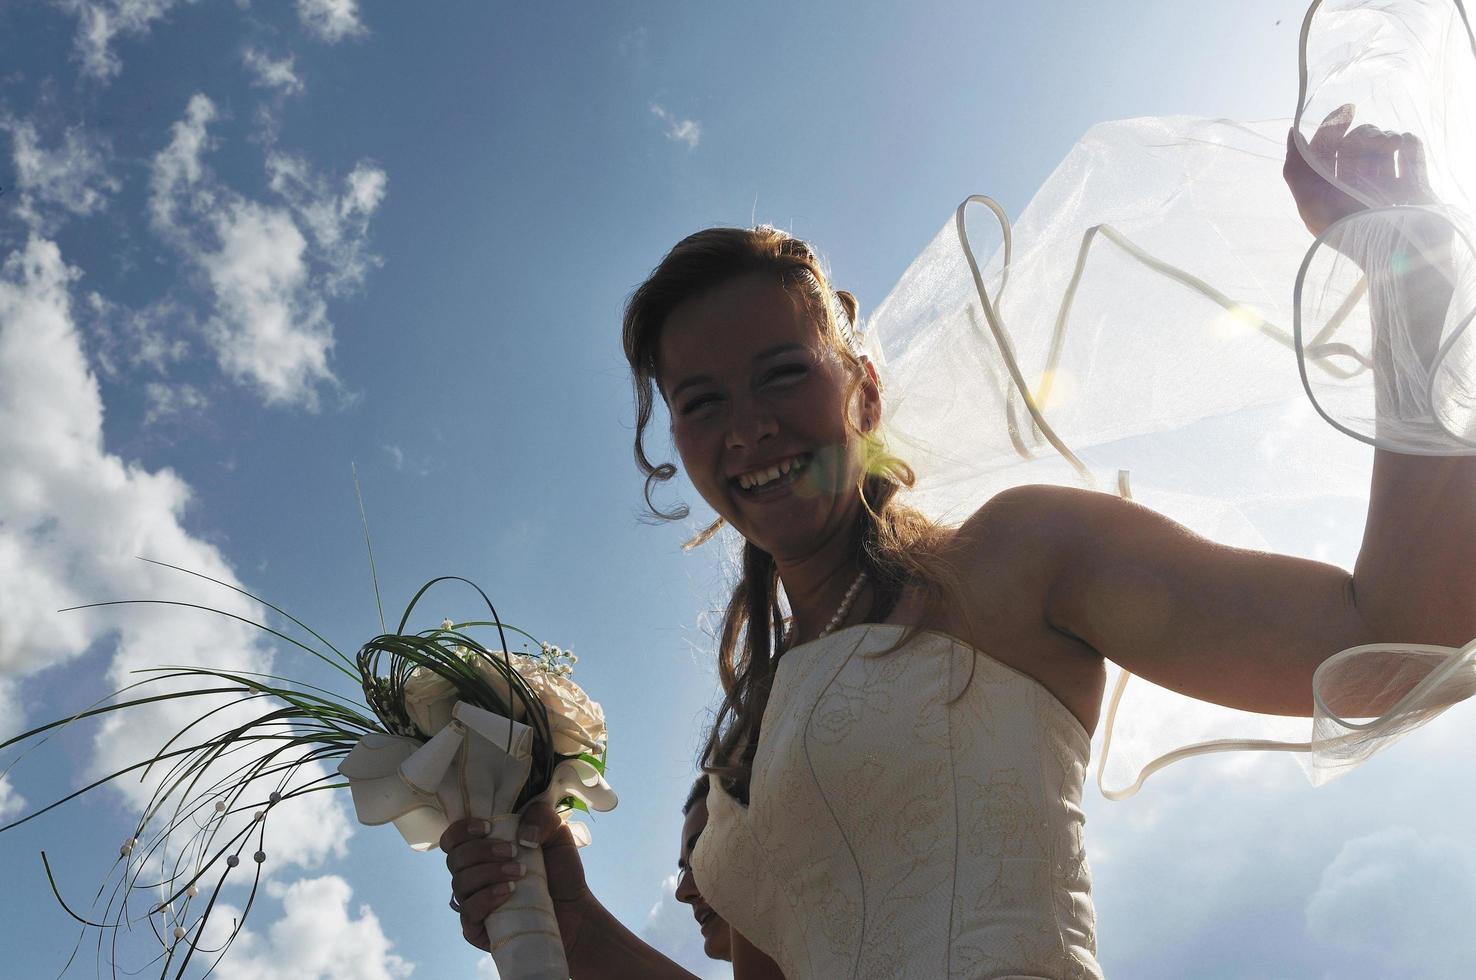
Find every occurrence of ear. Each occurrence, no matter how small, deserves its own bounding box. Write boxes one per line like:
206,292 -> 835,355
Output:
856,357 -> 882,431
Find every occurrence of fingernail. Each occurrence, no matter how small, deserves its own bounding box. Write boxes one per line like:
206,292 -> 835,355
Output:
502,861 -> 525,878
471,820 -> 491,837
517,829 -> 539,849
497,880 -> 516,896
492,842 -> 516,860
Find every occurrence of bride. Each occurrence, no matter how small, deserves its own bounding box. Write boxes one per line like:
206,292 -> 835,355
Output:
445,3 -> 1476,976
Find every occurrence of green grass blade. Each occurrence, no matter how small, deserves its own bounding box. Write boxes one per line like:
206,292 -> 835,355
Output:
352,463 -> 387,635
129,557 -> 358,671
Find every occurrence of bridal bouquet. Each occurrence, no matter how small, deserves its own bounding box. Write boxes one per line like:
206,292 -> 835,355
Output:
0,563 -> 615,980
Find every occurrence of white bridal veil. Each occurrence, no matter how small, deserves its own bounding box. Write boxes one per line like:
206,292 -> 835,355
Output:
861,0 -> 1476,799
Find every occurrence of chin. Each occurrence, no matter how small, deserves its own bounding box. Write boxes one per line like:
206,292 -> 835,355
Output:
703,932 -> 733,963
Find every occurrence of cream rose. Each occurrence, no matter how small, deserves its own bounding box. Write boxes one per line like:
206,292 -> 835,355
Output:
401,644 -> 606,756
401,666 -> 459,738
520,665 -> 607,757
466,652 -> 607,757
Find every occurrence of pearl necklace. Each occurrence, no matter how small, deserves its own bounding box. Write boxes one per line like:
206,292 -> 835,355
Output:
818,569 -> 868,639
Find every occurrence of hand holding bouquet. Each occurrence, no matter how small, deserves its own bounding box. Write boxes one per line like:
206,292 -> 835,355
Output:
341,606 -> 616,980
0,565 -> 615,980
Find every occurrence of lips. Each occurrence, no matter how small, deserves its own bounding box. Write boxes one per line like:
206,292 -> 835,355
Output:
730,453 -> 811,495
695,907 -> 719,931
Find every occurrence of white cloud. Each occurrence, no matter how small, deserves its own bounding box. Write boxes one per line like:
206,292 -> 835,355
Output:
0,238 -> 106,673
1085,701 -> 1476,978
199,198 -> 335,405
243,48 -> 305,96
206,876 -> 413,980
1305,826 -> 1476,977
296,0 -> 367,43
267,153 -> 387,296
149,93 -> 217,232
0,233 -> 353,882
148,96 -> 387,408
0,679 -> 24,820
142,380 -> 208,426
59,0 -> 190,81
0,777 -> 22,822
83,291 -> 191,377
2,117 -> 120,229
650,104 -> 701,149
376,443 -> 432,477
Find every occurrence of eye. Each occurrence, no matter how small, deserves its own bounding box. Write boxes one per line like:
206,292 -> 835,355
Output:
763,364 -> 808,385
679,393 -> 721,417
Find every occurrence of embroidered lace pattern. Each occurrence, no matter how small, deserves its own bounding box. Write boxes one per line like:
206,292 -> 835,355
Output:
693,624 -> 1101,980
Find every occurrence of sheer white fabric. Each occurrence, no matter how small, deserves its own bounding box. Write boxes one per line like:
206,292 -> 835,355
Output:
859,0 -> 1476,798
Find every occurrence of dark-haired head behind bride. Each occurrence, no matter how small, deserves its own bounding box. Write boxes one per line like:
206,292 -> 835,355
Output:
441,100 -> 1476,976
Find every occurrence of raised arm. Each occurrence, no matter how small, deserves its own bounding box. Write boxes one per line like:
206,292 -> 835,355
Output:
1023,462 -> 1476,716
1023,112 -> 1476,716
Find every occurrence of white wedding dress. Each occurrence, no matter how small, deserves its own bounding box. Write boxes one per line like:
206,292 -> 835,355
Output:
694,625 -> 1101,980
694,2 -> 1476,975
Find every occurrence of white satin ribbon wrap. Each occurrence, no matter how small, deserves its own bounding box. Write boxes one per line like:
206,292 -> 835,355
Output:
338,700 -> 617,980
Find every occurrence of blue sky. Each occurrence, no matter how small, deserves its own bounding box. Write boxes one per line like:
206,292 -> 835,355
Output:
3,1 -> 1476,978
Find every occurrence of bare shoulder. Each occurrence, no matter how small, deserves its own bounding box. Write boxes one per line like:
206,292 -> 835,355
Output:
953,483 -> 1109,549
928,485 -> 1110,732
946,484 -> 1128,591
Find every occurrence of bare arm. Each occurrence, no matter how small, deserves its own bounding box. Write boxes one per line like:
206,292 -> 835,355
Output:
443,809 -> 700,980
1028,112 -> 1476,716
563,894 -> 705,980
1026,472 -> 1474,716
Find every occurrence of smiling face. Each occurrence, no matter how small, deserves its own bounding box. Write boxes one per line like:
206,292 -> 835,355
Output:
675,799 -> 732,961
658,273 -> 879,561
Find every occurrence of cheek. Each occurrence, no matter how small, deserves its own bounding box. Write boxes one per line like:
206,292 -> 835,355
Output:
669,427 -> 699,473
670,426 -> 722,492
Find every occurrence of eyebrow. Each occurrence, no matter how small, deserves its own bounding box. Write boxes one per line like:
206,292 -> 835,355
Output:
667,342 -> 808,402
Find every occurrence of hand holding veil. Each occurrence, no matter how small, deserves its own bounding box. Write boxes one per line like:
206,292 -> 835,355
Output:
860,0 -> 1476,798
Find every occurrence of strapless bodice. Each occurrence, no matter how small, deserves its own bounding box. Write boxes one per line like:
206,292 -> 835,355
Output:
693,624 -> 1102,979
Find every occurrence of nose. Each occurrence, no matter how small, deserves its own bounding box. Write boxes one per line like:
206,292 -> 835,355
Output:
724,394 -> 776,451
674,867 -> 699,904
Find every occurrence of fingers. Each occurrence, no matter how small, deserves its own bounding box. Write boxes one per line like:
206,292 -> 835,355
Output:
442,804 -> 576,956
1334,125 -> 1413,189
1400,131 -> 1428,182
1308,103 -> 1355,155
444,834 -> 518,874
439,817 -> 491,854
458,873 -> 522,925
443,822 -> 523,951
451,857 -> 527,902
461,915 -> 491,953
515,801 -> 564,849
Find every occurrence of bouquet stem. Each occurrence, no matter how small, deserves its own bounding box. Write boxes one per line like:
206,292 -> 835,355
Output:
485,812 -> 567,980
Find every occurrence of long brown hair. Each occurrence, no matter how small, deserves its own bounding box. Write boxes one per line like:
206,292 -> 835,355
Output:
622,226 -> 958,801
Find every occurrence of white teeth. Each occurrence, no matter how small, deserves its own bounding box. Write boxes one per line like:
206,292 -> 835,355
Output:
737,456 -> 805,490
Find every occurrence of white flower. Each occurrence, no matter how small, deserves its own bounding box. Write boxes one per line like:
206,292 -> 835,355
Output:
398,641 -> 607,757
402,666 -> 459,738
520,663 -> 606,757
441,618 -> 454,631
466,652 -> 607,757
